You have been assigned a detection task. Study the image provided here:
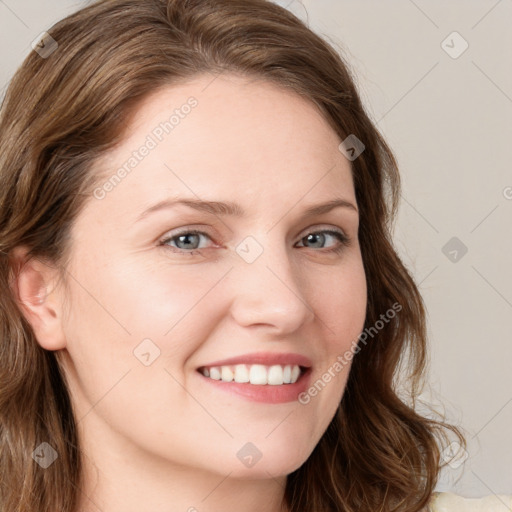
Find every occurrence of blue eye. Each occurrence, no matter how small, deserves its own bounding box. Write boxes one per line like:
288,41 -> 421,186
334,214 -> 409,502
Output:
160,229 -> 210,255
159,228 -> 351,256
296,230 -> 351,254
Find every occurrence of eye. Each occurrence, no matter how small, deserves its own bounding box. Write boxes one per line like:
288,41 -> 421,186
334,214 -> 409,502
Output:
160,229 -> 213,255
159,227 -> 352,256
296,229 -> 351,254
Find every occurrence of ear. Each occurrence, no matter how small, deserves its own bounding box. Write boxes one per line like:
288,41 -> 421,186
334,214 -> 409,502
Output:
9,246 -> 67,351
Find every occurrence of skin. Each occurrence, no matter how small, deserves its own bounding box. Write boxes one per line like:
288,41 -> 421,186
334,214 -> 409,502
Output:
14,73 -> 367,512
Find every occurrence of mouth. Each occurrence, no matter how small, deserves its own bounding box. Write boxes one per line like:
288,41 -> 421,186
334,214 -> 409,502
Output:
196,363 -> 310,386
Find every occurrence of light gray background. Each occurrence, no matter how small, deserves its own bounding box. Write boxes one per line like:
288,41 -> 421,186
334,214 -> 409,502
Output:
1,0 -> 511,498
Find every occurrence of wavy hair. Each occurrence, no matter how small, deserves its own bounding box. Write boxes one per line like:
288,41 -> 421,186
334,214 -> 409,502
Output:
0,0 -> 466,510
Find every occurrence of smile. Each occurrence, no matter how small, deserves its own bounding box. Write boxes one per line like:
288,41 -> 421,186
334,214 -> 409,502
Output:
198,363 -> 305,385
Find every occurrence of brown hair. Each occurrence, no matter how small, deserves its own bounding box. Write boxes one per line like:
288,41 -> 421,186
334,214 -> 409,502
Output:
0,0 -> 466,511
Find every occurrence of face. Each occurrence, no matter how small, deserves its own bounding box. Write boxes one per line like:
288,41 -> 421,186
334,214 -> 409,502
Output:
53,73 -> 367,478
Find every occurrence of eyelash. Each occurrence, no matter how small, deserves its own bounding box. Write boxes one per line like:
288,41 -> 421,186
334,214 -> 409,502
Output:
159,228 -> 352,256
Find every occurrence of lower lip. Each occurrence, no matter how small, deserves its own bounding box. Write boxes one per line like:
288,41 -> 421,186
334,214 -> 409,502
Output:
197,368 -> 312,404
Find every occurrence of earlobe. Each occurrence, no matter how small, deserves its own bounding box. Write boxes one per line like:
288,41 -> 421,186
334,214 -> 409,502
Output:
10,246 -> 67,351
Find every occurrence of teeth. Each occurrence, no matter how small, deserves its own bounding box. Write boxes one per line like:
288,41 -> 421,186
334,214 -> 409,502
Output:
283,365 -> 292,384
221,366 -> 233,382
249,364 -> 267,385
209,367 -> 221,380
291,365 -> 301,383
200,364 -> 303,385
234,364 -> 249,383
267,365 -> 284,385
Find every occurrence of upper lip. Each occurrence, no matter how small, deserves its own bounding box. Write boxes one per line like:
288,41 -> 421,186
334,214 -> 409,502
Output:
198,352 -> 313,369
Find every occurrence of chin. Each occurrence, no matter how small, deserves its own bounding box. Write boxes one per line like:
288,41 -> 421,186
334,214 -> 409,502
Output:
219,449 -> 310,480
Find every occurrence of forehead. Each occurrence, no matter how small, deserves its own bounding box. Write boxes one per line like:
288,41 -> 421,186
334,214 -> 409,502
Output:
87,73 -> 355,223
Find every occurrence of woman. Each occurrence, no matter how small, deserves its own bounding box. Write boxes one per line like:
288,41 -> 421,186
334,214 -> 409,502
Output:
0,0 -> 468,511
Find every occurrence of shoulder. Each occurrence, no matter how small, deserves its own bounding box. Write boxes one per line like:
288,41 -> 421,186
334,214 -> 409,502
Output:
429,492 -> 512,511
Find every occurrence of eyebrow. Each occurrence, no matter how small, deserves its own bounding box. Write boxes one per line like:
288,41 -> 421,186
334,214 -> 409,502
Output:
136,197 -> 358,223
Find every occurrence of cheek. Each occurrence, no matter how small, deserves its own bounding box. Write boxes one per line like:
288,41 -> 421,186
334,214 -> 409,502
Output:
317,257 -> 367,348
58,256 -> 210,435
305,256 -> 366,400
61,253 -> 225,372
291,263 -> 366,451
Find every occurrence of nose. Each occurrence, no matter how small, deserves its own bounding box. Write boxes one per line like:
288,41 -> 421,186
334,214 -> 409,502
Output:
227,236 -> 316,334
